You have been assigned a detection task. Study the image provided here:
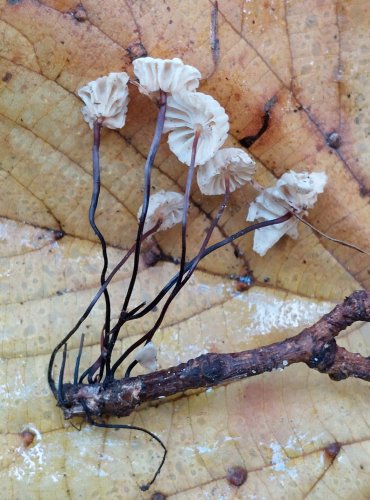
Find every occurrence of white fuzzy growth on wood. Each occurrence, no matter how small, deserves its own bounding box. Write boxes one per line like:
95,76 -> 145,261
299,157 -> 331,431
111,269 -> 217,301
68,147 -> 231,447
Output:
138,190 -> 184,233
163,91 -> 229,166
197,148 -> 256,195
247,171 -> 327,256
78,72 -> 130,129
133,57 -> 201,94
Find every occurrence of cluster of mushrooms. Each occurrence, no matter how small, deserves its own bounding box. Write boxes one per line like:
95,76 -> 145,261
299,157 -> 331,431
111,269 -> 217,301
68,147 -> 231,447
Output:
46,57 -> 329,489
78,57 -> 327,257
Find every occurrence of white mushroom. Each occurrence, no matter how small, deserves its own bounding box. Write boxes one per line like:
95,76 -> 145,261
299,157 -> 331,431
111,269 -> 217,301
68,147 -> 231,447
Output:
78,72 -> 130,129
133,57 -> 201,94
197,147 -> 256,195
134,342 -> 157,372
138,190 -> 184,233
163,91 -> 229,166
247,171 -> 327,256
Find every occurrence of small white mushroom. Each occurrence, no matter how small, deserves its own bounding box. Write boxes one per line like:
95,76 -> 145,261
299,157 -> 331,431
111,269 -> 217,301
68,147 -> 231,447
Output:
78,72 -> 130,129
133,57 -> 201,94
269,170 -> 328,213
197,147 -> 256,195
134,342 -> 157,372
163,91 -> 229,166
247,171 -> 327,256
138,190 -> 184,233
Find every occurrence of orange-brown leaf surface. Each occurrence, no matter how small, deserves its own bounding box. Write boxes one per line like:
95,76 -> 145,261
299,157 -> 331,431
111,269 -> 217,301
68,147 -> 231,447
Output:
1,0 -> 370,498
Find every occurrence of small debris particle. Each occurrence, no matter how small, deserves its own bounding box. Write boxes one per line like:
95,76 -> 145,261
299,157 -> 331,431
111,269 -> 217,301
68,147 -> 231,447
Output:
19,424 -> 40,448
234,247 -> 243,258
226,466 -> 248,487
72,3 -> 87,22
282,360 -> 288,366
2,72 -> 12,82
20,430 -> 35,448
324,442 -> 341,460
326,131 -> 341,149
126,41 -> 148,63
233,269 -> 254,292
53,229 -> 65,240
151,493 -> 166,500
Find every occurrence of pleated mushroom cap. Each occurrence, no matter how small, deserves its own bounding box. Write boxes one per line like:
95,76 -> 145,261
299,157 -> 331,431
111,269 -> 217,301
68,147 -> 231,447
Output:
78,72 -> 130,129
133,57 -> 201,94
271,171 -> 328,212
197,148 -> 256,195
247,171 -> 327,256
163,91 -> 229,166
138,191 -> 184,233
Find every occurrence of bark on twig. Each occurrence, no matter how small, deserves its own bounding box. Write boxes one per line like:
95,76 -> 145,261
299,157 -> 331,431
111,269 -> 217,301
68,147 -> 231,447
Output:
61,290 -> 370,420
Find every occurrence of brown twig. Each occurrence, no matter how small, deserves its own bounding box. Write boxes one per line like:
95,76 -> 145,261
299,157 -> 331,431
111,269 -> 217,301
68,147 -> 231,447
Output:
61,290 -> 370,419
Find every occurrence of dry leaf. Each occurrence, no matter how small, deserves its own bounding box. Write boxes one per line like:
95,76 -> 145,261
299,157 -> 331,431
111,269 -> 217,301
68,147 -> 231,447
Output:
1,0 -> 370,498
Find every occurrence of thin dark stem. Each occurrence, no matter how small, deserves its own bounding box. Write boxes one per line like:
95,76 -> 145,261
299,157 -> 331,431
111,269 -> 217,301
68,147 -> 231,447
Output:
78,302 -> 147,384
90,121 -> 111,338
103,91 -> 168,383
114,178 -> 231,377
47,225 -> 159,398
57,343 -> 67,405
121,91 -> 167,311
177,129 -> 201,286
294,213 -> 370,256
80,399 -> 166,491
49,214 -> 291,397
73,334 -> 85,386
129,213 -> 293,322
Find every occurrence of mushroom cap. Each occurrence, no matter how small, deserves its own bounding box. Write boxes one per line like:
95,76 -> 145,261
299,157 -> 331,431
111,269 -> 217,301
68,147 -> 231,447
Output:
197,147 -> 256,195
246,170 -> 327,256
134,342 -> 157,372
138,190 -> 184,233
78,72 -> 130,129
272,171 -> 327,212
247,195 -> 299,256
163,91 -> 229,166
133,57 -> 201,94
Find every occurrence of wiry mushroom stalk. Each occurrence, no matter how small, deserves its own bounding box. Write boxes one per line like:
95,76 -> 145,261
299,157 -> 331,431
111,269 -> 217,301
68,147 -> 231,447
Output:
178,128 -> 201,285
103,90 -> 168,384
87,121 -> 111,381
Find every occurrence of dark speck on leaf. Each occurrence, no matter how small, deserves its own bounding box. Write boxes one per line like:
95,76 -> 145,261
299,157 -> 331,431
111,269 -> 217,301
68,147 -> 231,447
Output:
20,430 -> 35,448
2,72 -> 12,82
72,3 -> 87,22
324,442 -> 341,460
326,131 -> 341,149
152,493 -> 166,500
227,466 -> 248,486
